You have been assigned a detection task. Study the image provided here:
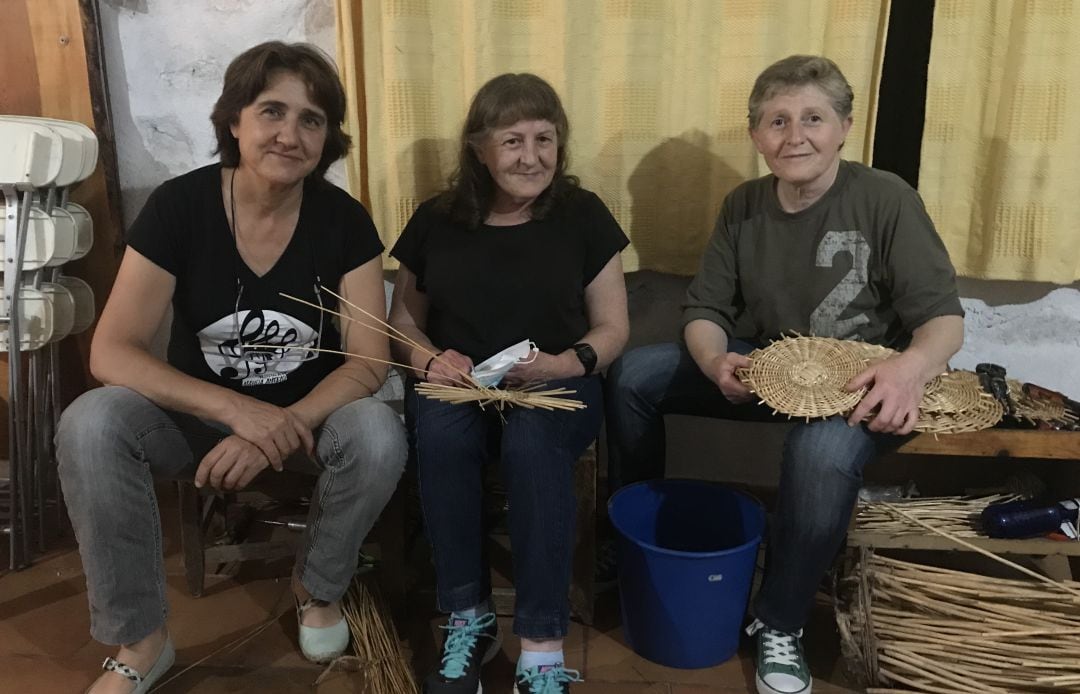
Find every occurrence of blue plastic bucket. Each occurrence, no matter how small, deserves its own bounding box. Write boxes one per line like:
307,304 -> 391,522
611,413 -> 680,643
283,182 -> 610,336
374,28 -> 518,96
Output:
608,479 -> 765,669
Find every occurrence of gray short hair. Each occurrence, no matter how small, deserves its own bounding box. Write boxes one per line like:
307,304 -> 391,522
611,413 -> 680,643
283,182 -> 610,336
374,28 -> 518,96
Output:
747,55 -> 853,129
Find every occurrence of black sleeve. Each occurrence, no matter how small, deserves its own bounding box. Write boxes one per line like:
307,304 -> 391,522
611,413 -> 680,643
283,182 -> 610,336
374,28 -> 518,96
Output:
332,188 -> 384,273
125,180 -> 185,276
581,191 -> 629,284
390,200 -> 432,290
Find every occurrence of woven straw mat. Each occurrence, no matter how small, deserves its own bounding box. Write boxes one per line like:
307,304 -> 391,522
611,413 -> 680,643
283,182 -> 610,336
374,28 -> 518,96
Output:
739,335 -> 866,418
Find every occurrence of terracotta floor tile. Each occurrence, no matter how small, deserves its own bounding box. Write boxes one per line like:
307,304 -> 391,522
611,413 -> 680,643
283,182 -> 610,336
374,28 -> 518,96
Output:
0,653 -> 104,694
574,683 -> 671,693
2,481 -> 859,694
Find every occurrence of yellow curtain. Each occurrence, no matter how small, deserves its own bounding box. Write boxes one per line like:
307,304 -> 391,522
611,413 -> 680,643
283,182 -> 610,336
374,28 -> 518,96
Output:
337,0 -> 890,274
919,0 -> 1080,283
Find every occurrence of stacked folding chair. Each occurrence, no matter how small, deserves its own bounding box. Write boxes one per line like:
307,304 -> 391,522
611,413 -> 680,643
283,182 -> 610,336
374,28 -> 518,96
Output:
1,116 -> 98,570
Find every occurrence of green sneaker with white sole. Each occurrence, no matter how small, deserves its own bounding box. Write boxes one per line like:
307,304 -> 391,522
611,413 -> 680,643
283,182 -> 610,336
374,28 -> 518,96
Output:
747,619 -> 812,694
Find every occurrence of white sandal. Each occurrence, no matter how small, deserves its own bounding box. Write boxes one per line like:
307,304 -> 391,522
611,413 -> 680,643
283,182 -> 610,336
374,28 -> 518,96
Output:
296,598 -> 349,664
98,636 -> 175,693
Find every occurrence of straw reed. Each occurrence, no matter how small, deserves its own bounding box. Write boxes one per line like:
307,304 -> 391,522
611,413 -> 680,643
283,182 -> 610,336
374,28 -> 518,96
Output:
278,288 -> 585,412
852,494 -> 1020,538
313,575 -> 419,693
414,381 -> 586,411
836,551 -> 1080,693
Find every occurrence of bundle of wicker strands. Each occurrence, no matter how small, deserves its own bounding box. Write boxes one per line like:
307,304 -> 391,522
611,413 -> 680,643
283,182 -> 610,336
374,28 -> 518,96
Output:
836,550 -> 1080,693
280,288 -> 585,412
414,381 -> 587,411
313,575 -> 420,693
852,494 -> 1019,538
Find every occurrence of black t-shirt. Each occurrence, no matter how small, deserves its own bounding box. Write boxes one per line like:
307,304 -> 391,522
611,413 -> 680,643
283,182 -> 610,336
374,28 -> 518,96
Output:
391,187 -> 628,362
127,163 -> 383,407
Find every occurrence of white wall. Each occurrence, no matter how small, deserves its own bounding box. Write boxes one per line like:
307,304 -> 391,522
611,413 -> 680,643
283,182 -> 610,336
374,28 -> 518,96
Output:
98,0 -> 338,226
98,0 -> 1080,400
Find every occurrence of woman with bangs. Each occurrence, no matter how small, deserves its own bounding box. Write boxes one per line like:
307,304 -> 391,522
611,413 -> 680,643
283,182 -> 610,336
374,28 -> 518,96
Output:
388,73 -> 629,694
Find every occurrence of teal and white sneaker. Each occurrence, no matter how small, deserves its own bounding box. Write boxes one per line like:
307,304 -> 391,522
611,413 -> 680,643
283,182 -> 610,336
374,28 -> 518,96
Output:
423,612 -> 500,694
513,662 -> 583,694
747,619 -> 812,694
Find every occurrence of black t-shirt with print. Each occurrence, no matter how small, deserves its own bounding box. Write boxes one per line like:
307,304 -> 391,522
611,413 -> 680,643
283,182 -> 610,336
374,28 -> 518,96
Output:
127,163 -> 383,407
391,187 -> 629,362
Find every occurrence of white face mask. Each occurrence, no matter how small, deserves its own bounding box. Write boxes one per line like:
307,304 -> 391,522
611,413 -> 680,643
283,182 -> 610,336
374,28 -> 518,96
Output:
471,339 -> 537,388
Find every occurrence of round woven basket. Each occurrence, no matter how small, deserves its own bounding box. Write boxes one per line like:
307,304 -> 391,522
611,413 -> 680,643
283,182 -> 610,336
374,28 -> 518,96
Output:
920,370 -> 987,414
840,340 -> 898,364
739,335 -> 866,418
915,371 -> 1003,434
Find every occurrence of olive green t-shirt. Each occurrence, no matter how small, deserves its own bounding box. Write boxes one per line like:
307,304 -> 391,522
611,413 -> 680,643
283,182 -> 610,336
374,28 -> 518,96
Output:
682,161 -> 962,347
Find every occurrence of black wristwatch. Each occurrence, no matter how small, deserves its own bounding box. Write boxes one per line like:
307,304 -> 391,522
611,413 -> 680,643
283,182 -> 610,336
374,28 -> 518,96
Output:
572,342 -> 598,376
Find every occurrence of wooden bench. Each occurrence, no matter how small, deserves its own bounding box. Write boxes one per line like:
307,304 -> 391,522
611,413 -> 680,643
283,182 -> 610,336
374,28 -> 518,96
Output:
849,429 -> 1080,579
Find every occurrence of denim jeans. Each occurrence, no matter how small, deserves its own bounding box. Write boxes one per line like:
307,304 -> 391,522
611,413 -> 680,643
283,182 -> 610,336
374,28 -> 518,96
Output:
406,376 -> 603,639
56,385 -> 407,645
605,342 -> 898,633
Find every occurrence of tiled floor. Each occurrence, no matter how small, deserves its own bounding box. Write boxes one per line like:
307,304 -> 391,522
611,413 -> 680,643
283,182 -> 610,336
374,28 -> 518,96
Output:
0,486 -> 860,693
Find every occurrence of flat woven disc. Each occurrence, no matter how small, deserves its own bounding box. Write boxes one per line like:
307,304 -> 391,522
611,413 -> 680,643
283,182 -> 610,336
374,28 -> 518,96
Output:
740,335 -> 866,418
915,371 -> 1003,433
840,340 -> 899,364
914,396 -> 1004,434
921,370 -> 987,414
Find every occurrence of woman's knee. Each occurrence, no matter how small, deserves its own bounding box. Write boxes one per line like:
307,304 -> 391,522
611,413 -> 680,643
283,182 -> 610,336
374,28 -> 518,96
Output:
322,398 -> 407,482
783,417 -> 876,480
57,387 -> 149,465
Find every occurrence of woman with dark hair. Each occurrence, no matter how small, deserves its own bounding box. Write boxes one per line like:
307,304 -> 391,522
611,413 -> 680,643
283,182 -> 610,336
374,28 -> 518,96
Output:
388,73 -> 629,694
57,41 -> 406,693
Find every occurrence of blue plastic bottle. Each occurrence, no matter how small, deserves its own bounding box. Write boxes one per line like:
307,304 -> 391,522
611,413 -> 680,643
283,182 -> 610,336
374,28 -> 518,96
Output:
980,499 -> 1080,539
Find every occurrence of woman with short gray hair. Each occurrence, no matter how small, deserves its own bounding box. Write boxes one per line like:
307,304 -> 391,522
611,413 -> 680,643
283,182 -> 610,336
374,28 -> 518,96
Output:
606,54 -> 963,694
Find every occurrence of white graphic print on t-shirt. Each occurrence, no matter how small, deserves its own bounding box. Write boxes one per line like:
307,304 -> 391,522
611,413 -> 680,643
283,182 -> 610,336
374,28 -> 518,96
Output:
199,309 -> 318,387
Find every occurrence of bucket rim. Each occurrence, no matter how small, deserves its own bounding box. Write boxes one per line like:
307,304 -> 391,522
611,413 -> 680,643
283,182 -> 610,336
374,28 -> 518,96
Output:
606,478 -> 765,559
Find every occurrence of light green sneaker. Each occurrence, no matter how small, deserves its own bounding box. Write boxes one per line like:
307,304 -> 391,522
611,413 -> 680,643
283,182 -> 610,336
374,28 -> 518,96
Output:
746,619 -> 812,694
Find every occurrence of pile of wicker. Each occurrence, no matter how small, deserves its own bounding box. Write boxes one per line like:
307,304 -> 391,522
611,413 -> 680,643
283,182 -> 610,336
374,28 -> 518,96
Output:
736,335 -> 1004,434
314,575 -> 420,692
836,551 -> 1080,693
851,493 -> 1019,538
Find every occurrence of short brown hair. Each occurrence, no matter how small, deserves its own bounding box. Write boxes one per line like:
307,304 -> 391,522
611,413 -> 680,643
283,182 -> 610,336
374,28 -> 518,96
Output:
210,41 -> 350,179
747,55 -> 854,129
439,73 -> 578,228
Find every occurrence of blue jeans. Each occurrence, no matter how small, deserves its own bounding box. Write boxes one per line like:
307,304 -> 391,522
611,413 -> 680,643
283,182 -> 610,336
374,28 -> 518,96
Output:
56,385 -> 407,645
605,343 -> 899,633
406,376 -> 603,639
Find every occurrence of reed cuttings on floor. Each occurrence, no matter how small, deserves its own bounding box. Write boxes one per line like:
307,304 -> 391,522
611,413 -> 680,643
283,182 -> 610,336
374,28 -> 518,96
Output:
314,573 -> 419,693
279,288 -> 586,412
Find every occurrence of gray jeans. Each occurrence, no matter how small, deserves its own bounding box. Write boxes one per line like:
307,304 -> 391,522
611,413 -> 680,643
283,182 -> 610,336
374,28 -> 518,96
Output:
56,385 -> 407,645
